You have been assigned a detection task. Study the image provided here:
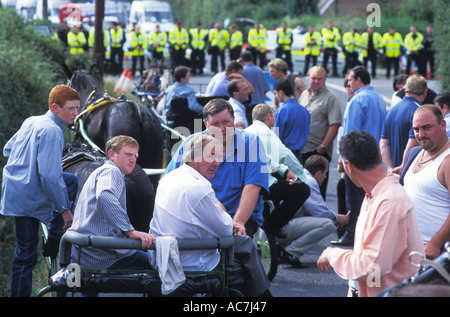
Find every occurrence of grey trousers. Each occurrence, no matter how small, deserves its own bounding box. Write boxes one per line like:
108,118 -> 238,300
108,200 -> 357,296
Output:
277,216 -> 335,258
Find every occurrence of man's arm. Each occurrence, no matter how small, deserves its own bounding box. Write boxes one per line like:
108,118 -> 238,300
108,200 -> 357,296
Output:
427,155 -> 450,259
380,138 -> 393,172
316,124 -> 340,155
233,184 -> 261,235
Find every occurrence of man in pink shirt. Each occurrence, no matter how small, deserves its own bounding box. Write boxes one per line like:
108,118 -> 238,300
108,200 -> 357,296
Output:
317,130 -> 424,297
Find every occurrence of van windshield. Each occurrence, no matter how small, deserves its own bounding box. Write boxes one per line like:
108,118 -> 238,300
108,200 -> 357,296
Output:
144,10 -> 173,23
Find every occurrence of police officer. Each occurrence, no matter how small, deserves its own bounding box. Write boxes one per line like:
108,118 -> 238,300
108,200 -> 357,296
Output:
229,24 -> 243,61
342,28 -> 360,76
209,22 -> 229,73
148,24 -> 167,64
67,21 -> 87,55
276,21 -> 293,72
404,25 -> 424,76
360,27 -> 383,78
169,20 -> 189,68
382,27 -> 403,79
303,26 -> 321,76
131,24 -> 147,77
248,22 -> 267,69
189,22 -> 208,75
321,20 -> 341,77
109,21 -> 125,74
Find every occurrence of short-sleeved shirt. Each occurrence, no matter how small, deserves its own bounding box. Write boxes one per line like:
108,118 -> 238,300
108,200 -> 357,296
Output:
299,86 -> 342,156
162,128 -> 269,226
275,98 -> 311,151
242,62 -> 270,105
380,96 -> 421,167
205,72 -> 229,97
229,97 -> 249,128
343,86 -> 386,144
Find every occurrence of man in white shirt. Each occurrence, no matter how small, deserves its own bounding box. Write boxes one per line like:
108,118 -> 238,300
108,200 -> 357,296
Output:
434,90 -> 450,137
151,134 -> 272,296
245,104 -> 310,239
228,79 -> 251,129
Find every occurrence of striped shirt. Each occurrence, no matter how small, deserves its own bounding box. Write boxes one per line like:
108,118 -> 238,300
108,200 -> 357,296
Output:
68,161 -> 135,269
1,111 -> 71,224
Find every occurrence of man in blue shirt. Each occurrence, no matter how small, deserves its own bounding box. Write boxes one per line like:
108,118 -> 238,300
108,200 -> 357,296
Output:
240,50 -> 270,106
1,85 -> 80,297
205,61 -> 254,98
333,66 -> 386,247
162,98 -> 269,237
380,74 -> 427,173
164,66 -> 204,118
273,78 -> 311,162
227,79 -> 250,129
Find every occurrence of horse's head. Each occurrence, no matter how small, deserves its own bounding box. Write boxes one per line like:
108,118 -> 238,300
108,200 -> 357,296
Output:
68,70 -> 105,110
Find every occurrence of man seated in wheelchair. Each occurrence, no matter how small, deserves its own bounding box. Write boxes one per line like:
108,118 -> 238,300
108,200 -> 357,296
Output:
67,135 -> 155,271
139,62 -> 162,92
150,134 -> 272,297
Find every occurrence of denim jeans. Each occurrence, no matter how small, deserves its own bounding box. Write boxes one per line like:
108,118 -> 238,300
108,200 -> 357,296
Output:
107,250 -> 153,270
10,173 -> 78,297
47,173 -> 78,240
10,216 -> 40,297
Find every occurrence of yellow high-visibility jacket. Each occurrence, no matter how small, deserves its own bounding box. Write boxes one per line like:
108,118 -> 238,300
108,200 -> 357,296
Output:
248,27 -> 267,52
131,31 -> 147,56
342,31 -> 360,53
277,27 -> 293,51
148,31 -> 167,53
404,32 -> 424,55
209,28 -> 230,50
68,31 -> 87,55
382,32 -> 403,58
321,26 -> 340,49
304,31 -> 322,55
169,27 -> 189,50
189,28 -> 208,50
359,31 -> 383,57
230,30 -> 243,49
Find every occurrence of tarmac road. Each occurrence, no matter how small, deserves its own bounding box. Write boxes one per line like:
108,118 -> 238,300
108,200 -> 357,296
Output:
187,70 -> 441,298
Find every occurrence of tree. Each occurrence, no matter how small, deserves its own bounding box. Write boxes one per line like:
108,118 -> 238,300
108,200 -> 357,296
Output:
286,0 -> 318,17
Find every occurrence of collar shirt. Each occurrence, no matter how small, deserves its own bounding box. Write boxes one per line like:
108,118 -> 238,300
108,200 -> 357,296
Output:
1,111 -> 71,224
275,98 -> 311,151
343,86 -> 386,144
205,72 -> 229,97
151,164 -> 233,271
229,97 -> 248,128
162,128 -> 269,226
68,161 -> 135,269
299,86 -> 342,156
242,63 -> 270,105
245,120 -> 306,187
164,81 -> 203,117
296,170 -> 338,223
321,176 -> 424,297
380,96 -> 421,167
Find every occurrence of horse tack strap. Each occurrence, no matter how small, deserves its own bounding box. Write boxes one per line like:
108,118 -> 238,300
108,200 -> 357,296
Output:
409,251 -> 450,284
74,97 -> 117,125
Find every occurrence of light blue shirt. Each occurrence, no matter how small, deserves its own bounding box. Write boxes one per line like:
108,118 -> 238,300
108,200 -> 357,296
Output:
297,170 -> 338,224
205,72 -> 229,97
164,81 -> 204,117
245,120 -> 307,187
275,98 -> 311,151
1,111 -> 71,224
343,86 -> 386,144
229,97 -> 249,128
242,63 -> 270,105
162,128 -> 269,226
445,113 -> 450,137
68,161 -> 136,269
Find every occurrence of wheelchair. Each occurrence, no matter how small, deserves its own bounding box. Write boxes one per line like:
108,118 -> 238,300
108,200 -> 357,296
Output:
36,231 -> 243,297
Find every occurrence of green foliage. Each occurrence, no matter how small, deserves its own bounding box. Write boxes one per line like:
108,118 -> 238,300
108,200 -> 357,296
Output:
0,8 -> 67,168
432,0 -> 449,89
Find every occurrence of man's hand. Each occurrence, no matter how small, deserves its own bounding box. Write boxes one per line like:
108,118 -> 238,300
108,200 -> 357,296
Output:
61,209 -> 73,233
126,230 -> 156,249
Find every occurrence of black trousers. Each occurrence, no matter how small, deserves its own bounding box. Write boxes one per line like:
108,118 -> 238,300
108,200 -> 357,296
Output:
210,46 -> 225,73
223,235 -> 271,297
190,49 -> 205,74
132,55 -> 145,76
264,181 -> 311,232
277,48 -> 293,73
385,56 -> 400,78
323,48 -> 338,75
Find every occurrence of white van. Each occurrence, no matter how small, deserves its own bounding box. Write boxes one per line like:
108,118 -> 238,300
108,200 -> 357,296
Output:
34,0 -> 69,24
129,0 -> 174,34
16,0 -> 38,21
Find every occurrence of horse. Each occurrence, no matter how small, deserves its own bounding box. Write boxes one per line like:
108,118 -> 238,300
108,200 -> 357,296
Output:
378,243 -> 450,297
62,142 -> 155,232
64,67 -> 165,188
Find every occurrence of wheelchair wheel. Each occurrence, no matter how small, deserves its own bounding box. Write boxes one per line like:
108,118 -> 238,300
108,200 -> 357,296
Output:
253,227 -> 278,281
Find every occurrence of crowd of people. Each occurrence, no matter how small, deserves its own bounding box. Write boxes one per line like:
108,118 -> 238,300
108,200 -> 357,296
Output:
1,16 -> 449,298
